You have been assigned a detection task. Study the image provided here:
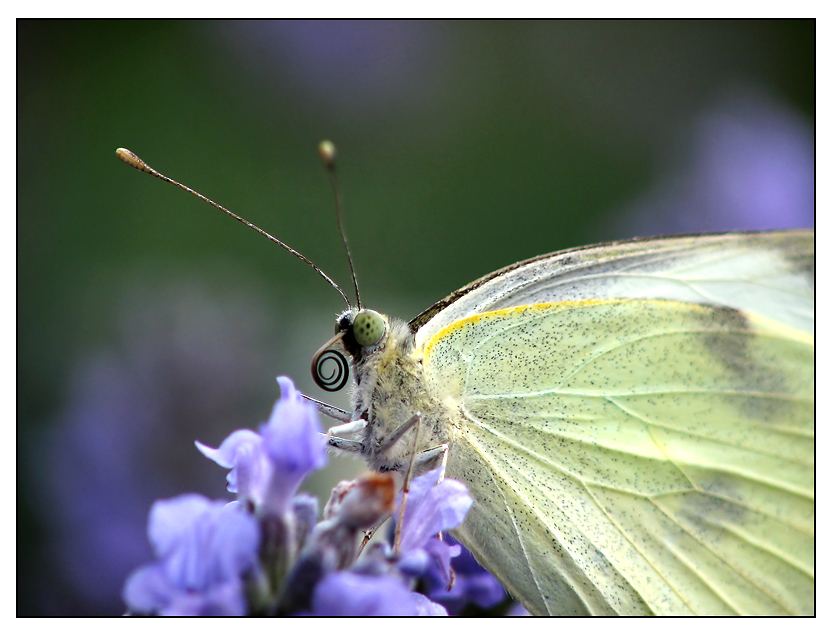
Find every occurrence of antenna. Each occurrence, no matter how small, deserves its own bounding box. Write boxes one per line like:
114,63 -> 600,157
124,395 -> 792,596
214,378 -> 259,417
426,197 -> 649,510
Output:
318,141 -> 362,309
115,147 -> 353,309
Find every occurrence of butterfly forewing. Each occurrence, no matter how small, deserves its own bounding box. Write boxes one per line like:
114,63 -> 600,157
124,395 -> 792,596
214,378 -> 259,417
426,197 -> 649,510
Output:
419,231 -> 813,615
414,231 -> 814,346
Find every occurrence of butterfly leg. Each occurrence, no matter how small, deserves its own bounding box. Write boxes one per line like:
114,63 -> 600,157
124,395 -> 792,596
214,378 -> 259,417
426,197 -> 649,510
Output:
415,442 -> 455,591
302,392 -> 351,422
414,443 -> 448,482
360,421 -> 444,556
326,420 -> 367,455
358,515 -> 389,556
415,443 -> 449,527
326,436 -> 364,454
303,393 -> 366,453
392,412 -> 426,554
437,443 -> 448,482
327,418 -> 368,437
324,418 -> 367,455
378,412 -> 421,453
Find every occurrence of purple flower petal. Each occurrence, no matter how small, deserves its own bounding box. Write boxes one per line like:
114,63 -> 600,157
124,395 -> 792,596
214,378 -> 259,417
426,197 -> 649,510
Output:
160,579 -> 248,617
195,429 -> 261,469
262,377 -> 327,475
259,377 -> 327,514
124,494 -> 260,615
123,564 -> 173,614
196,429 -> 269,501
425,535 -> 506,613
148,494 -> 215,559
395,469 -> 473,555
396,548 -> 430,578
162,502 -> 255,589
194,377 -> 327,515
410,592 -> 449,616
429,568 -> 506,614
310,571 -> 447,616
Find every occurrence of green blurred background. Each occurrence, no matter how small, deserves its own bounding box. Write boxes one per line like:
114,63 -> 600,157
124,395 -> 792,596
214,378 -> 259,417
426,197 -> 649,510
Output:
18,20 -> 814,615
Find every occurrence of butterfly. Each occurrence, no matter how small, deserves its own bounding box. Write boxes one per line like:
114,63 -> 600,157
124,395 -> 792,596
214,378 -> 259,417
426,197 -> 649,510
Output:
117,146 -> 814,616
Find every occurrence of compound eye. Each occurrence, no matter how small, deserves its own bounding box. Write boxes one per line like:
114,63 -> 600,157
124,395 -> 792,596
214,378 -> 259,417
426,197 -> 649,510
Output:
352,310 -> 385,346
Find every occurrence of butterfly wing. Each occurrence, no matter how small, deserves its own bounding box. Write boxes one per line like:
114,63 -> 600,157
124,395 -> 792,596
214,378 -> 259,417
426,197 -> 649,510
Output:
413,231 -> 813,339
418,231 -> 814,615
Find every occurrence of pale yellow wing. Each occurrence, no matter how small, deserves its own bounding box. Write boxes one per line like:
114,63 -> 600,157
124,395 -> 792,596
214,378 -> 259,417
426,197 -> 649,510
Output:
414,231 -> 814,346
424,298 -> 813,615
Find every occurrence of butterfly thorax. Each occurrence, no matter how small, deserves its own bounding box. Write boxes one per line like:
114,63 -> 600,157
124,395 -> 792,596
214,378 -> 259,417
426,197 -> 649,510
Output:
348,315 -> 454,473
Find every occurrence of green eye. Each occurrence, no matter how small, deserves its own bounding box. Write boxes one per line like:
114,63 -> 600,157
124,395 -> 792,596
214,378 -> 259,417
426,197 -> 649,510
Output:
353,310 -> 385,346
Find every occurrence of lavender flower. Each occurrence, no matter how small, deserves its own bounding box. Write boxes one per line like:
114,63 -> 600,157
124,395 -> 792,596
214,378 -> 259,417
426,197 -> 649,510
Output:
395,469 -> 472,554
122,494 -> 260,616
124,375 -> 507,616
424,535 -> 507,615
277,472 -> 398,615
310,572 -> 446,616
290,469 -> 473,616
386,469 -> 507,614
195,376 -> 327,516
392,469 -> 470,590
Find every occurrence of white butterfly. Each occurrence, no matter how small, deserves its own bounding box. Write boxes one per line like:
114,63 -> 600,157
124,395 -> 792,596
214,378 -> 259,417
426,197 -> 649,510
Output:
118,146 -> 814,615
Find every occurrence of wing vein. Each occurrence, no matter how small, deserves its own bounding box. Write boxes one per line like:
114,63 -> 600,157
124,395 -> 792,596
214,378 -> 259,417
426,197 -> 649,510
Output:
461,410 -> 638,614
648,496 -> 800,614
644,427 -> 797,614
606,396 -> 813,469
553,325 -> 808,392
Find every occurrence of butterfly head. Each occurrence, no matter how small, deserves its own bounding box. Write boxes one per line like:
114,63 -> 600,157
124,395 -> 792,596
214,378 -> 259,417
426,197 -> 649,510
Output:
336,308 -> 387,356
312,308 -> 389,392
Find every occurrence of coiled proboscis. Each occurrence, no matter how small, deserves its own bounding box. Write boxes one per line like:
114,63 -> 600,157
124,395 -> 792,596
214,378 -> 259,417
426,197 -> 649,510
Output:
312,347 -> 349,392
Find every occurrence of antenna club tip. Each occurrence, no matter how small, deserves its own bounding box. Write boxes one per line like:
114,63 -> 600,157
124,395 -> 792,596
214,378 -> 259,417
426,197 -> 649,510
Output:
318,140 -> 336,167
116,148 -> 152,173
